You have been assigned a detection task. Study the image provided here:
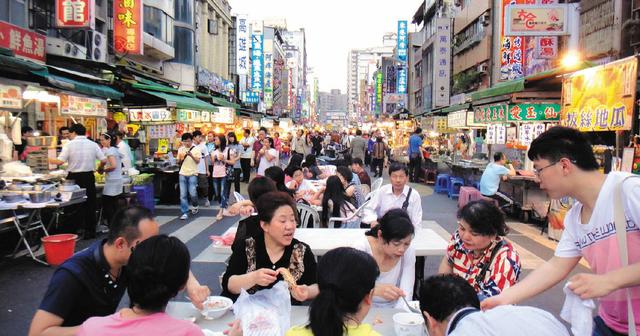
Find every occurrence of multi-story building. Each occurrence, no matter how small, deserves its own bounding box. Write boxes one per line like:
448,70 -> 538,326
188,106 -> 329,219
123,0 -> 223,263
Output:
408,31 -> 424,116
319,89 -> 348,127
282,29 -> 307,120
195,0 -> 232,90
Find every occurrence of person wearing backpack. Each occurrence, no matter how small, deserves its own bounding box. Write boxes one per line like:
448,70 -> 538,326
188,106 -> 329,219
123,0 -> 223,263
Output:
482,127 -> 640,336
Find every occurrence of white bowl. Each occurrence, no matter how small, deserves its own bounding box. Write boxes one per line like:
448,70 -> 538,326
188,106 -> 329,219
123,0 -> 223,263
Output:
200,296 -> 233,320
393,312 -> 425,336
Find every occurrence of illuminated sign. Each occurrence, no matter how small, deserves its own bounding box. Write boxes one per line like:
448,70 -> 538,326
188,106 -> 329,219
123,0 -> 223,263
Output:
113,0 -> 143,55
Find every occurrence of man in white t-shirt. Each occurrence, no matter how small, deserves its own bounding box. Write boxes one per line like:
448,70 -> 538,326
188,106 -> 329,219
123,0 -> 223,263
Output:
482,126 -> 640,335
192,131 -> 211,207
239,129 -> 255,183
115,131 -> 133,172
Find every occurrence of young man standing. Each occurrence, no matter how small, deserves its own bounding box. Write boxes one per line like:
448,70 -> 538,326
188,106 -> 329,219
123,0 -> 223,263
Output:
177,133 -> 201,220
482,127 -> 640,335
350,129 -> 367,162
192,130 -> 210,207
407,128 -> 424,182
239,129 -> 255,183
479,152 -> 517,208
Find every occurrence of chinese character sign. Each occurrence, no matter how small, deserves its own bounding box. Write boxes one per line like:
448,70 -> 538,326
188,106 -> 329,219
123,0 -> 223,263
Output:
375,72 -> 383,114
56,0 -> 93,28
561,56 -> 638,132
397,20 -> 408,62
504,5 -> 568,36
236,15 -> 249,75
433,18 -> 451,107
507,103 -> 560,121
396,66 -> 407,94
0,21 -> 46,63
251,34 -> 263,93
500,0 -> 527,81
113,0 -> 143,54
263,39 -> 273,108
474,104 -> 507,123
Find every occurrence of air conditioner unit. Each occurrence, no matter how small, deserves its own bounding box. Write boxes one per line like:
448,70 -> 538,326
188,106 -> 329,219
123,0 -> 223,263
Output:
46,37 -> 88,60
86,31 -> 107,63
481,12 -> 491,26
477,64 -> 489,73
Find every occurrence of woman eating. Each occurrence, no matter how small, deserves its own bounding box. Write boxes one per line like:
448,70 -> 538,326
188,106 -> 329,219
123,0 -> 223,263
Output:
221,191 -> 319,304
265,166 -> 295,198
285,165 -> 316,203
353,208 -> 415,310
302,154 -> 326,180
438,200 -> 521,300
257,137 -> 278,176
320,176 -> 357,228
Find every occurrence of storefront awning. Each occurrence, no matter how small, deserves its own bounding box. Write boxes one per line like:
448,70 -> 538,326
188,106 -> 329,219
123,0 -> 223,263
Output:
210,96 -> 241,109
471,79 -> 525,101
0,49 -> 47,75
441,103 -> 470,114
29,69 -> 123,100
140,89 -> 217,111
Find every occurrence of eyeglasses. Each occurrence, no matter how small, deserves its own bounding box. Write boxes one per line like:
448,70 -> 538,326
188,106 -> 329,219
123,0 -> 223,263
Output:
533,159 -> 577,176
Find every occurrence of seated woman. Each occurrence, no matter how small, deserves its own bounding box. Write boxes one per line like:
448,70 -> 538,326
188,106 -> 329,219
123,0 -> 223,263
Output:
353,208 -> 415,310
222,191 -> 319,304
336,165 -> 364,208
320,176 -> 358,228
302,154 -> 326,180
284,165 -> 316,203
285,153 -> 305,184
78,235 -> 203,336
265,166 -> 295,198
438,200 -> 521,300
228,177 -> 278,250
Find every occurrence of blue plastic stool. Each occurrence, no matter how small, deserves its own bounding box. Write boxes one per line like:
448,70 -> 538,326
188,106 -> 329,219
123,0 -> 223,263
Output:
434,174 -> 450,194
448,177 -> 465,199
472,181 -> 481,190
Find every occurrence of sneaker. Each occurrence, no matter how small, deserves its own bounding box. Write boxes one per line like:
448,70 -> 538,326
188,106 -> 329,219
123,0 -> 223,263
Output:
204,200 -> 210,207
191,206 -> 199,215
180,214 -> 188,220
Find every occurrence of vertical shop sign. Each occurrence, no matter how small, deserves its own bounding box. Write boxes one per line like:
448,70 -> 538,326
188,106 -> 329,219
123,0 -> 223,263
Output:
486,124 -> 496,145
433,17 -> 451,107
397,20 -> 408,62
375,72 -> 383,114
500,0 -> 527,81
236,15 -> 249,75
251,34 -> 263,93
0,21 -> 46,63
113,0 -> 143,54
56,0 -> 94,28
263,38 -> 273,108
496,124 -> 507,144
397,66 -> 407,94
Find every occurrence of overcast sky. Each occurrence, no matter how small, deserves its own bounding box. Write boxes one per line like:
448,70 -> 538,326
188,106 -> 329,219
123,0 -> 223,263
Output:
230,0 -> 422,93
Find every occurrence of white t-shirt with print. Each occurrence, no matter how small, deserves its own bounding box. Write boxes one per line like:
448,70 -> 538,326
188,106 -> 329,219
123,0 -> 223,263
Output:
555,172 -> 640,334
195,142 -> 209,175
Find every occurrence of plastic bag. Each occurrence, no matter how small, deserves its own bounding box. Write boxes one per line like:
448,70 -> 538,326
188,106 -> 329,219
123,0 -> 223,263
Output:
233,281 -> 291,336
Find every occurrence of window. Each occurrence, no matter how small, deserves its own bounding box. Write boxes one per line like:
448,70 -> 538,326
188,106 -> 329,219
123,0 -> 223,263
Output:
173,26 -> 194,65
1,0 -> 26,28
28,0 -> 52,33
174,0 -> 193,25
144,6 -> 174,46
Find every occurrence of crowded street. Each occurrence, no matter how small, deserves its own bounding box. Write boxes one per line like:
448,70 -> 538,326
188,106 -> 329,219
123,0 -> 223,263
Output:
1,0 -> 640,335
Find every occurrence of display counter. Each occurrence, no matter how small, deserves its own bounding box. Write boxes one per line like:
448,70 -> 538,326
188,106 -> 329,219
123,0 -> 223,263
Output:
499,175 -> 549,222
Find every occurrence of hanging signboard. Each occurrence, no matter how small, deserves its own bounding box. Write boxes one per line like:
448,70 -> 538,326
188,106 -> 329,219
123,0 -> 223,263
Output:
128,108 -> 173,122
561,56 -> 638,131
447,111 -> 467,128
433,17 -> 451,108
212,107 -> 235,124
0,21 -> 46,63
260,118 -> 274,128
56,0 -> 94,28
507,103 -> 560,122
113,0 -> 143,54
474,104 -> 508,123
375,72 -> 383,114
251,34 -> 264,93
0,85 -> 22,109
397,20 -> 408,62
60,95 -> 107,117
235,14 -> 249,75
486,124 -> 496,144
201,110 -> 210,122
504,4 -> 569,36
177,109 -> 202,123
520,123 -> 535,145
495,124 -> 507,144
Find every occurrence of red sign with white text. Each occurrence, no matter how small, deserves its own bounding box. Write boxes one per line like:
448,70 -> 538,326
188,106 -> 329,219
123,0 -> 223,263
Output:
0,21 -> 46,63
56,0 -> 94,28
113,0 -> 143,55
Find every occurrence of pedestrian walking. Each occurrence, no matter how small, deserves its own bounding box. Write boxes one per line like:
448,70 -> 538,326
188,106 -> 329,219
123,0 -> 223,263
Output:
192,130 -> 211,207
371,136 -> 387,178
211,135 -> 227,207
177,133 -> 201,220
239,129 -> 254,183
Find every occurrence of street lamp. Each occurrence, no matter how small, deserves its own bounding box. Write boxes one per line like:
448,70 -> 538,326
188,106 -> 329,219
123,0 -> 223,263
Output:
561,51 -> 581,69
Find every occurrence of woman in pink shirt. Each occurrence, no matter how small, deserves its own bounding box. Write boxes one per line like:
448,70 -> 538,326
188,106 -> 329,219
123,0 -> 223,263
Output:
78,235 -> 203,336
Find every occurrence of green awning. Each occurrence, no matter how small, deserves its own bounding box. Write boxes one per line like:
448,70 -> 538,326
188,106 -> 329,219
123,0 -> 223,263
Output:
470,79 -> 525,101
0,52 -> 47,75
33,72 -> 123,100
210,96 -> 241,109
132,82 -> 193,97
140,89 -> 217,111
441,103 -> 470,114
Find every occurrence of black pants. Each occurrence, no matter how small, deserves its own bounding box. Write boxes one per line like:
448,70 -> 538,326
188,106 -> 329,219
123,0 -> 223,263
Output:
484,192 -> 514,210
365,151 -> 372,165
225,168 -> 241,193
372,158 -> 384,177
102,194 -> 120,228
240,158 -> 252,182
67,171 -> 97,238
207,166 -> 214,201
409,155 -> 422,182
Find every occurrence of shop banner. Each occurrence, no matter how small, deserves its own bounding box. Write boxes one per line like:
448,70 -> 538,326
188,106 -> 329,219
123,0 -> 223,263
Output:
235,15 -> 249,75
263,38 -> 273,108
0,21 -> 46,63
466,111 -> 487,128
60,95 -> 107,117
113,0 -> 143,55
128,108 -> 173,122
447,111 -> 467,128
375,72 -> 383,114
251,34 -> 263,93
397,20 -> 408,62
147,124 -> 175,139
56,0 -> 94,28
177,109 -> 202,123
474,104 -> 507,123
0,85 -> 22,109
507,103 -> 560,122
396,66 -> 407,94
486,124 -> 496,145
212,107 -> 235,124
201,110 -> 210,122
496,124 -> 507,144
500,0 -> 526,81
561,56 -> 638,131
433,17 -> 451,108
519,123 -> 534,145
504,4 -> 568,36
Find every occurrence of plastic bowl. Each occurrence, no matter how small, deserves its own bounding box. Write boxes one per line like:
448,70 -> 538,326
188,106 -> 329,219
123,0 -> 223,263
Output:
393,312 -> 425,336
199,296 -> 233,320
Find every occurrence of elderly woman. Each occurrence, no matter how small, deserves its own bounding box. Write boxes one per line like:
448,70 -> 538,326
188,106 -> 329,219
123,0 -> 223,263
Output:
222,191 -> 319,304
438,200 -> 521,300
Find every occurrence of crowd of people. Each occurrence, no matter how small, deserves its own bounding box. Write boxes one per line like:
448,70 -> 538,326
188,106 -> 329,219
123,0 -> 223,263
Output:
24,125 -> 640,335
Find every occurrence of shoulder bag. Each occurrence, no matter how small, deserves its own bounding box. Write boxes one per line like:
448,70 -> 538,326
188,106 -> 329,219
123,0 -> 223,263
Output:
225,147 -> 235,182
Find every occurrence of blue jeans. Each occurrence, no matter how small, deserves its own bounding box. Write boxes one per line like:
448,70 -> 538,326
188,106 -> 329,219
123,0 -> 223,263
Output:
179,175 -> 198,215
592,316 -> 626,336
212,177 -> 227,207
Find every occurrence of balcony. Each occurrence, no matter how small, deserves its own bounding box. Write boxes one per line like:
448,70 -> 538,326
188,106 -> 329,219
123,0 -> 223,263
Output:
452,30 -> 484,56
143,33 -> 175,61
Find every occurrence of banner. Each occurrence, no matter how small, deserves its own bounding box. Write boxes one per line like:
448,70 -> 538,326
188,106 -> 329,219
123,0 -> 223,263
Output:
507,103 -> 560,122
396,66 -> 407,94
447,111 -> 467,128
113,0 -> 143,54
375,72 -> 383,114
500,0 -> 526,80
60,95 -> 107,117
212,107 -> 235,124
56,0 -> 94,28
561,56 -> 638,131
251,34 -> 264,93
397,20 -> 408,62
0,21 -> 46,63
504,4 -> 568,36
474,104 -> 507,123
263,38 -> 273,108
235,15 -> 249,75
433,18 -> 451,108
0,85 -> 22,109
128,108 -> 174,122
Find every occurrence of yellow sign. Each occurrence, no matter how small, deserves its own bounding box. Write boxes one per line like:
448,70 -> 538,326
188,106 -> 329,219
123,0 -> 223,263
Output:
561,56 -> 637,132
126,123 -> 140,136
157,138 -> 169,154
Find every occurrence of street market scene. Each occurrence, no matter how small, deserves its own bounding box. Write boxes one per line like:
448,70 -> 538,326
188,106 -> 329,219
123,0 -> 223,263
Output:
1,0 -> 640,335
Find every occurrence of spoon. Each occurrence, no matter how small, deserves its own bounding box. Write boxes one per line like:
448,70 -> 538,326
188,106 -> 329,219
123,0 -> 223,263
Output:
401,295 -> 421,314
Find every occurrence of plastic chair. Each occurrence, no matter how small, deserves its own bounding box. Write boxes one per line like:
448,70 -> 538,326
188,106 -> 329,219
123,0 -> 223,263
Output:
434,174 -> 450,194
425,169 -> 437,185
448,177 -> 465,199
328,200 -> 370,228
297,203 -> 321,228
233,191 -> 245,203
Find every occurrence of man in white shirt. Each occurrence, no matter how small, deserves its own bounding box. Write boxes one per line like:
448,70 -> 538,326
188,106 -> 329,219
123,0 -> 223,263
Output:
49,123 -> 106,239
192,130 -> 211,207
239,129 -> 255,183
115,131 -> 133,172
482,127 -> 640,335
420,274 -> 569,336
362,162 -> 422,231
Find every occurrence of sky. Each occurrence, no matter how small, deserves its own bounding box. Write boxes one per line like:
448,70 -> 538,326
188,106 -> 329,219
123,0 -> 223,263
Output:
230,0 -> 423,93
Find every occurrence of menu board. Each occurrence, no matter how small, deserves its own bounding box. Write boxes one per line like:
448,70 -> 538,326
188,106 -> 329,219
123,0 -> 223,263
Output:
212,107 -> 235,124
486,124 -> 496,145
128,108 -> 173,122
495,124 -> 507,144
0,85 -> 22,109
520,123 -> 534,145
60,95 -> 107,117
147,124 -> 176,139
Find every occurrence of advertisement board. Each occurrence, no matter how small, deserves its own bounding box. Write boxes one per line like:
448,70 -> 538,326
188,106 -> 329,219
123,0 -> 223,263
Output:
433,18 -> 451,107
0,21 -> 46,63
504,4 -> 568,36
397,20 -> 408,62
60,95 -> 107,117
113,0 -> 143,54
507,103 -> 560,122
56,0 -> 94,28
235,15 -> 249,75
251,33 -> 263,93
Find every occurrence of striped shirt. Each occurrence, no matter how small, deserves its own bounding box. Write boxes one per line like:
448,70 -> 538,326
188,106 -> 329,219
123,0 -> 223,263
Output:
446,230 -> 521,298
58,136 -> 105,172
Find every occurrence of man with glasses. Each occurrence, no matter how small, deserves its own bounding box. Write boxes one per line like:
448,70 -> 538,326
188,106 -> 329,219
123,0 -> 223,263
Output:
28,206 -> 210,336
479,152 -> 516,209
482,127 -> 640,336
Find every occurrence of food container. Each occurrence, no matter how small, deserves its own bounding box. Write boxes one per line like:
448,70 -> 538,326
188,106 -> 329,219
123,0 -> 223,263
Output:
8,183 -> 33,191
27,136 -> 57,147
393,312 -> 425,336
2,192 -> 26,203
198,296 -> 233,320
28,191 -> 52,203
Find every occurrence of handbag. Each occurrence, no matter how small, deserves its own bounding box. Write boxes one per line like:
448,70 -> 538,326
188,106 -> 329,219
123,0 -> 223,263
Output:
225,147 -> 235,182
613,175 -> 639,336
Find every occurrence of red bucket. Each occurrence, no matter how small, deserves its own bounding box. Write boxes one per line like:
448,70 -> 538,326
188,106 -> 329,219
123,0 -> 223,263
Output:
41,234 -> 78,266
